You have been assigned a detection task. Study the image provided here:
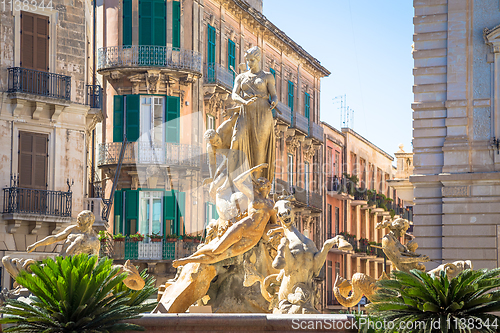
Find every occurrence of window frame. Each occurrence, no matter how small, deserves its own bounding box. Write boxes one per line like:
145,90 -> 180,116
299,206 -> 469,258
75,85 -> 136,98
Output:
13,8 -> 58,71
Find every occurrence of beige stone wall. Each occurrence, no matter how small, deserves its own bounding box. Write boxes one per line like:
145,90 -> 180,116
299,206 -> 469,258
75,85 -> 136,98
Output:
412,0 -> 500,270
0,0 -> 95,264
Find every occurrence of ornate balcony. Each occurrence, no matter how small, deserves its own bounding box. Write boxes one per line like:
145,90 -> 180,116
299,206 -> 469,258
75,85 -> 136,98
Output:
326,176 -> 352,200
104,238 -> 198,261
7,67 -> 71,101
273,101 -> 292,125
97,46 -> 203,76
293,111 -> 309,134
309,122 -> 324,143
98,141 -> 202,168
204,63 -> 234,92
3,186 -> 72,217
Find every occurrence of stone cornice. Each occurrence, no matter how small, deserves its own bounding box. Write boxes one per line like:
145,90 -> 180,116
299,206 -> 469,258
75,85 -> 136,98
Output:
215,0 -> 330,77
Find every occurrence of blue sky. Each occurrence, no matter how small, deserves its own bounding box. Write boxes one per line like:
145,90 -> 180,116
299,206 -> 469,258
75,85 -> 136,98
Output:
263,1 -> 414,159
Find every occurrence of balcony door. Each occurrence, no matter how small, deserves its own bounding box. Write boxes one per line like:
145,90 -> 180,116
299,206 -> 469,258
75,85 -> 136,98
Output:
20,11 -> 50,96
139,191 -> 163,240
18,131 -> 48,214
139,96 -> 165,163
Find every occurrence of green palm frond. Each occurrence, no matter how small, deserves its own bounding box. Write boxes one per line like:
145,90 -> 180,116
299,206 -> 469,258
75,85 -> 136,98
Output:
366,268 -> 500,333
0,254 -> 157,332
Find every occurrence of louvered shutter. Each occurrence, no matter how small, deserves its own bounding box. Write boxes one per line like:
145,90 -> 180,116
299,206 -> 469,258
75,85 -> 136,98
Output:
153,0 -> 166,46
165,96 -> 179,143
114,190 -> 123,234
113,95 -> 124,142
18,132 -> 47,189
139,0 -> 153,45
33,134 -> 48,189
125,95 -> 140,142
35,15 -> 49,71
18,132 -> 33,187
21,12 -> 34,69
123,0 -> 132,46
172,1 -> 180,49
21,11 -> 48,71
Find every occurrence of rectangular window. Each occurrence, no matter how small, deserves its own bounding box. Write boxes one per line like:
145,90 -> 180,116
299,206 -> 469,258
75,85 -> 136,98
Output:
304,92 -> 310,119
327,260 -> 333,293
139,191 -> 163,239
19,131 -> 48,190
228,39 -> 235,71
123,0 -> 132,45
287,153 -> 293,187
114,95 -> 179,143
288,81 -> 294,112
327,204 -> 332,237
207,24 -> 216,64
269,68 -> 276,79
172,1 -> 180,48
335,207 -> 339,235
334,151 -> 340,177
327,147 -> 333,177
304,162 -> 309,191
335,262 -> 341,280
140,96 -> 165,142
206,114 -> 215,131
21,11 -> 49,71
139,0 -> 166,46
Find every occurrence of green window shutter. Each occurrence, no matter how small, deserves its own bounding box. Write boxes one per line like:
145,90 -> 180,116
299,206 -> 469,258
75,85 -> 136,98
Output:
304,92 -> 310,119
153,0 -> 166,46
228,39 -> 235,71
207,24 -> 216,64
139,0 -> 153,45
123,0 -> 132,45
165,96 -> 180,143
176,191 -> 185,235
114,190 -> 123,234
164,190 -> 176,220
288,81 -> 294,112
113,95 -> 124,142
212,203 -> 219,220
125,190 -> 139,235
172,1 -> 180,49
125,95 -> 140,142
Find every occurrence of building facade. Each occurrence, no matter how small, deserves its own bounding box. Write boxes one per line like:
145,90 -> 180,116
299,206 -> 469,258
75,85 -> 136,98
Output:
412,0 -> 500,270
96,0 -> 329,286
0,0 -> 103,288
321,125 -> 412,312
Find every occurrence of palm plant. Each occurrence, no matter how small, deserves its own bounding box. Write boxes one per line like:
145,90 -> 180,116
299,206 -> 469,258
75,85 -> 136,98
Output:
365,268 -> 500,333
0,254 -> 157,332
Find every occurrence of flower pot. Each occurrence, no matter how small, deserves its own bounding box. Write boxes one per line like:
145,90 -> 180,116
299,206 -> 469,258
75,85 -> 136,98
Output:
150,238 -> 163,242
131,237 -> 144,242
114,238 -> 125,242
184,238 -> 193,243
100,239 -> 107,243
166,238 -> 177,242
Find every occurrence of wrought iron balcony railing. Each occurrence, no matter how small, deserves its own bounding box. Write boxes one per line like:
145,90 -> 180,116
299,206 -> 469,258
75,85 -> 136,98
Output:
86,84 -> 102,109
3,186 -> 72,217
7,67 -> 71,100
98,46 -> 203,74
310,122 -> 324,143
204,63 -> 234,91
293,111 -> 309,134
101,237 -> 199,261
273,101 -> 292,125
98,141 -> 202,167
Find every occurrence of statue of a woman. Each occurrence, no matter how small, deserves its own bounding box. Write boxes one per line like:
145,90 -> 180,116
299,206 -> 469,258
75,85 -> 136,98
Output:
225,46 -> 278,185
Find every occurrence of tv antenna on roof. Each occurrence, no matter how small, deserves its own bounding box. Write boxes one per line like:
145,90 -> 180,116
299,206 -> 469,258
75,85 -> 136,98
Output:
333,94 -> 354,129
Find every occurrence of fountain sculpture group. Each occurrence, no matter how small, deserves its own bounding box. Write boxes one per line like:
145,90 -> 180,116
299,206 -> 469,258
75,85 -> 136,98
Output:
0,46 -> 474,315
